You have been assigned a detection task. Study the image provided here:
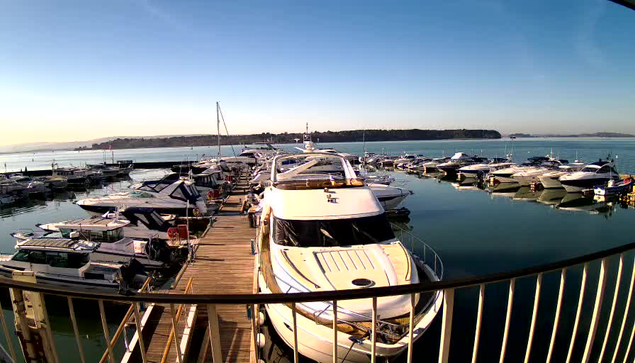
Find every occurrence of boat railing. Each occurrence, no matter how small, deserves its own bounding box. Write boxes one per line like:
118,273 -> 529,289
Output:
0,241 -> 634,362
391,222 -> 444,280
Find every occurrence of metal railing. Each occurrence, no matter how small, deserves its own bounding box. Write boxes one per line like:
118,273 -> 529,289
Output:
0,242 -> 633,362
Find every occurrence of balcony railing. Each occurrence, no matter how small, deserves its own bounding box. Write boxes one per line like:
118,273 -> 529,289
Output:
0,241 -> 633,362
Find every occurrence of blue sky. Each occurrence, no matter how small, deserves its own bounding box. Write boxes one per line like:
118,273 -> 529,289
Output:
0,0 -> 634,145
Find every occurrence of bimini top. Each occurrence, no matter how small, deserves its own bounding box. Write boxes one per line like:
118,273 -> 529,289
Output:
270,153 -> 364,190
42,218 -> 129,231
16,239 -> 98,252
265,184 -> 384,220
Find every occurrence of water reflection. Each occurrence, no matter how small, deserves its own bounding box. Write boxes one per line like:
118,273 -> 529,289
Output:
400,168 -> 628,217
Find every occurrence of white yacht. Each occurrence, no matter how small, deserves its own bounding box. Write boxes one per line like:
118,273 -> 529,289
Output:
13,219 -> 173,270
437,153 -> 484,175
458,158 -> 514,180
367,183 -> 412,210
35,207 -> 180,241
0,239 -> 147,291
258,153 -> 443,362
559,161 -> 620,193
77,179 -> 207,216
538,163 -> 586,189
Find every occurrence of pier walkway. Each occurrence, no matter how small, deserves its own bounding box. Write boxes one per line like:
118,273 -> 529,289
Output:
138,176 -> 257,363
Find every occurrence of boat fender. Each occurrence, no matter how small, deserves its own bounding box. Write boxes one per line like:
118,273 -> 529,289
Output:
167,227 -> 179,240
258,311 -> 266,326
256,333 -> 266,348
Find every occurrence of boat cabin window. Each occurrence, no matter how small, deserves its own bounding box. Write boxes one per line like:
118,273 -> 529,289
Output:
272,214 -> 395,247
597,165 -> 611,174
61,228 -> 123,242
581,166 -> 600,173
130,191 -> 155,198
14,250 -> 90,268
45,252 -> 89,268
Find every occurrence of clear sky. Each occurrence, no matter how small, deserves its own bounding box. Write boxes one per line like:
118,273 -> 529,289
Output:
1,0 -> 634,146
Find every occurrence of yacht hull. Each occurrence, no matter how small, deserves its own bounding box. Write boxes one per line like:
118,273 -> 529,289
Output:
78,204 -> 200,217
539,175 -> 564,189
561,178 -> 612,193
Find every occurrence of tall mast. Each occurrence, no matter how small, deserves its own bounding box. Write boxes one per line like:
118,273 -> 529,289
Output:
216,102 -> 221,157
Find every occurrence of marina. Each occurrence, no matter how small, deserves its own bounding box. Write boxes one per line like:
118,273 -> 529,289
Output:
3,0 -> 635,361
0,137 -> 634,362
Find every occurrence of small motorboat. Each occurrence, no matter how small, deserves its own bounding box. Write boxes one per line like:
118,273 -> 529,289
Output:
594,177 -> 633,196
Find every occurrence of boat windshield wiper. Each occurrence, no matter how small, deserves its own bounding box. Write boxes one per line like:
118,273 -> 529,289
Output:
352,223 -> 380,244
320,227 -> 339,246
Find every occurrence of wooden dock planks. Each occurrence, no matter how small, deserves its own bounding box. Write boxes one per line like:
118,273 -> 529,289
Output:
142,177 -> 257,363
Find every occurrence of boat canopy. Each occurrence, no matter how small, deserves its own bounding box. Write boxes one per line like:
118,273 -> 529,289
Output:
16,239 -> 98,252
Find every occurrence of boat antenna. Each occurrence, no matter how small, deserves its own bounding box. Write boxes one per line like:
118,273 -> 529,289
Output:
216,101 -> 221,158
362,128 -> 366,154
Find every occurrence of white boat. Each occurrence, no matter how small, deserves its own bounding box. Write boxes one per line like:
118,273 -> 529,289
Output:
36,207 -> 180,241
77,179 -> 208,216
511,167 -> 549,187
367,183 -> 412,210
490,165 -> 525,184
0,239 -> 147,291
538,163 -> 586,189
437,153 -> 484,175
559,161 -> 620,193
458,158 -> 514,180
258,153 -> 443,362
14,218 -> 175,269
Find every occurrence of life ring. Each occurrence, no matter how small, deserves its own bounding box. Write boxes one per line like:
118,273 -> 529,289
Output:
167,227 -> 179,239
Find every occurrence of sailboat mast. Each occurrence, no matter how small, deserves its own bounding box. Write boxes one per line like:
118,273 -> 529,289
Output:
216,102 -> 221,157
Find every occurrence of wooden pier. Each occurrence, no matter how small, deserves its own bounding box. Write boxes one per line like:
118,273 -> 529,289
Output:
135,176 -> 258,363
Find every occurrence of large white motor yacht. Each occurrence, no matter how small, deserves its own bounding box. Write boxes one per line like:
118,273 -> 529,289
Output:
77,179 -> 207,216
559,161 -> 620,193
366,183 -> 412,210
258,153 -> 443,362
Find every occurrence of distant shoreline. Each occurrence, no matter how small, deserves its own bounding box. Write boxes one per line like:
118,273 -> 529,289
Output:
509,132 -> 635,138
75,129 -> 502,151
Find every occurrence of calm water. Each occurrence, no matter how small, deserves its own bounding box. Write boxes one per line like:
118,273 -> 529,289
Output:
0,140 -> 634,361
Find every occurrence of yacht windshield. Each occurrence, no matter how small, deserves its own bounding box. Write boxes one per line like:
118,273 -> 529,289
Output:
272,214 -> 395,247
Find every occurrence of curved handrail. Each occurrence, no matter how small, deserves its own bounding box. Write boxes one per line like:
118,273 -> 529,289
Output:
0,241 -> 633,304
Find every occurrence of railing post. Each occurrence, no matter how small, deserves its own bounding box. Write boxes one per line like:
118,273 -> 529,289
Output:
546,268 -> 567,363
523,273 -> 542,363
611,256 -> 635,363
499,278 -> 515,363
0,298 -> 18,363
67,297 -> 86,363
371,297 -> 377,363
407,293 -> 416,363
439,288 -> 454,363
291,302 -> 299,363
133,303 -> 148,363
471,284 -> 485,363
169,303 -> 184,363
581,258 -> 609,362
598,254 -> 623,363
332,300 -> 338,363
206,304 -> 223,363
98,300 -> 116,363
566,263 -> 589,363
